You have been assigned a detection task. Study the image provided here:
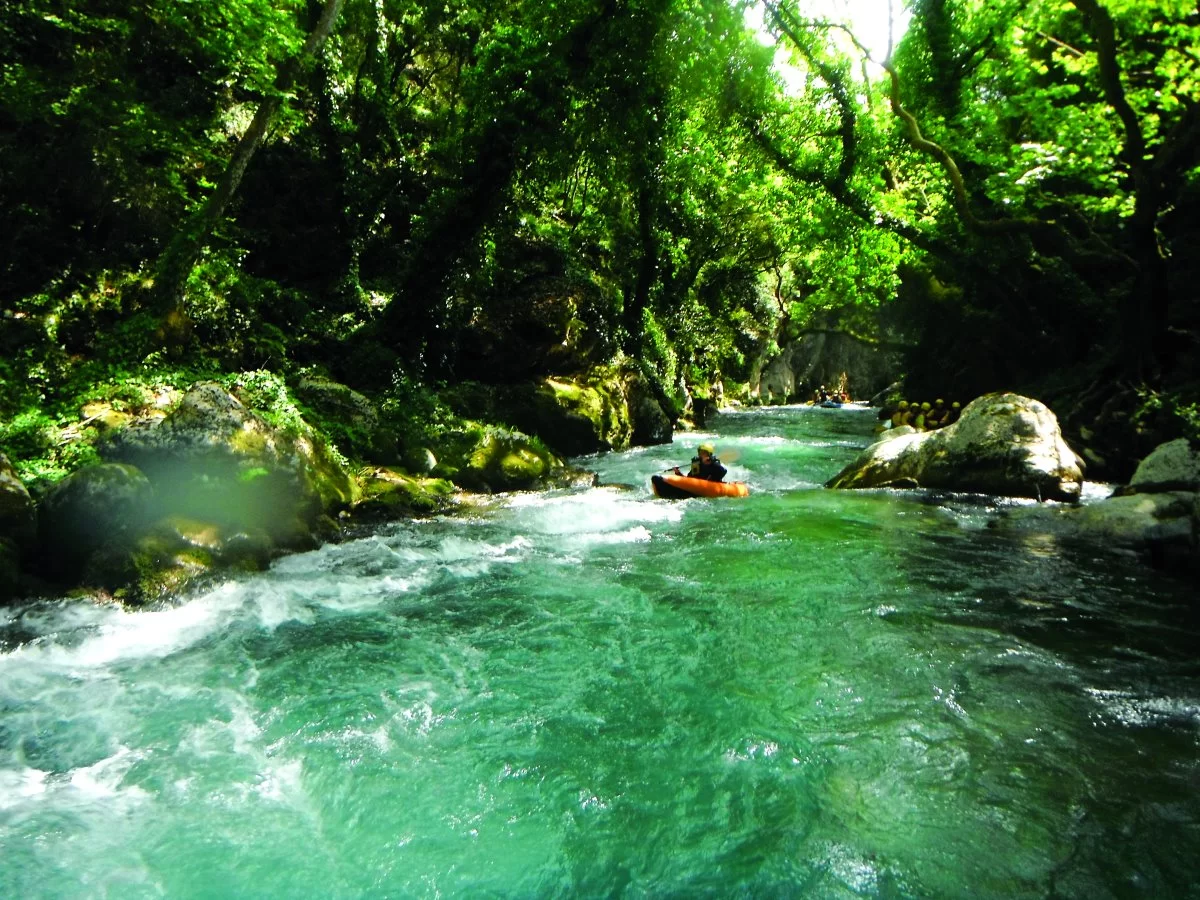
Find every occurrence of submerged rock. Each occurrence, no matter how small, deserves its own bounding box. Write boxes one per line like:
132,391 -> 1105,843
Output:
827,392 -> 1084,502
991,491 -> 1197,571
990,437 -> 1199,572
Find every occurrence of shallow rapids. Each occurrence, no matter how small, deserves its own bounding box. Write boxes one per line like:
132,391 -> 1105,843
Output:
2,406 -> 1197,897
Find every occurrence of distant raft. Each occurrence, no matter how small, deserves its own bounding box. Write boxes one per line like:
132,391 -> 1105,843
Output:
651,473 -> 750,499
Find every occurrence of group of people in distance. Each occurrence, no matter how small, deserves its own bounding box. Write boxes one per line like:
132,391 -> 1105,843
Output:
880,398 -> 961,432
812,385 -> 850,404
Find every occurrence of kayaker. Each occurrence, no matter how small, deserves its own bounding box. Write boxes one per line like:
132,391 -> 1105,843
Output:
673,442 -> 727,482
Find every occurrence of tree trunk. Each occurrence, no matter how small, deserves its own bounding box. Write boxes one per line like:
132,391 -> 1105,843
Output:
623,182 -> 658,357
151,0 -> 345,326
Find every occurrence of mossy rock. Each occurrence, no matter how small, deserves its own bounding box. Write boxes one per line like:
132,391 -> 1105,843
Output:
355,468 -> 457,518
99,380 -> 359,541
443,369 -> 641,457
432,424 -> 568,493
293,375 -> 399,464
82,514 -> 278,605
36,463 -> 155,577
0,453 -> 36,547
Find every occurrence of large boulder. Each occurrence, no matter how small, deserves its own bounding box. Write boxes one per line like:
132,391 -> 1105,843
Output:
354,468 -> 458,519
98,381 -> 357,547
0,454 -> 35,599
827,392 -> 1085,502
1125,438 -> 1200,494
0,453 -> 35,546
433,425 -> 595,493
35,463 -> 155,577
292,375 -> 397,464
81,514 -> 279,603
627,373 -> 673,446
443,366 -> 672,458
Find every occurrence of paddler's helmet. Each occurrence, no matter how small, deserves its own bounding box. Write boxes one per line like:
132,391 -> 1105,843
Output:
898,401 -> 909,409
921,402 -> 932,411
698,442 -> 715,455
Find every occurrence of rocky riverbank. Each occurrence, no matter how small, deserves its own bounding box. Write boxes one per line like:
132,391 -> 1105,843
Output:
828,392 -> 1198,573
0,364 -> 673,605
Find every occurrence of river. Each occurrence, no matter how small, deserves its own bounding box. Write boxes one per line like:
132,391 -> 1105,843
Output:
2,405 -> 1197,897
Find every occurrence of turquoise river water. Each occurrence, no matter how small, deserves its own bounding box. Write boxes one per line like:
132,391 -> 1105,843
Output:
2,405 -> 1198,898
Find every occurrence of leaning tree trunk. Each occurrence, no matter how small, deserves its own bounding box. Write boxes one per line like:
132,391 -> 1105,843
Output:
151,0 -> 345,332
622,181 -> 659,358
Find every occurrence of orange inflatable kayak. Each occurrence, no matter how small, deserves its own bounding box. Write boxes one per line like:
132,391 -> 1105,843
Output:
651,473 -> 750,499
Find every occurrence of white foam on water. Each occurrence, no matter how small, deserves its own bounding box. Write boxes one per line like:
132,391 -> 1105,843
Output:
68,745 -> 147,801
1087,687 -> 1200,728
0,581 -> 247,671
505,487 -> 682,536
0,766 -> 49,809
1080,480 -> 1118,503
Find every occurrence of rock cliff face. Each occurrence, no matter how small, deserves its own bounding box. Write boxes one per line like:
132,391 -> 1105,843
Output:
827,393 -> 1085,502
758,331 -> 901,403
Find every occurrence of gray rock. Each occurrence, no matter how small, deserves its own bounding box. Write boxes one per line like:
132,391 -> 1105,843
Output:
827,392 -> 1084,502
1127,438 -> 1200,494
760,331 -> 901,403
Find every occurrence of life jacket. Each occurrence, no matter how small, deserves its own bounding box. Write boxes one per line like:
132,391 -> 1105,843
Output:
688,456 -> 727,481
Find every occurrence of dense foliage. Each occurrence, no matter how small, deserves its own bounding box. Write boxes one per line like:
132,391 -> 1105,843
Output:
2,0 -> 1198,481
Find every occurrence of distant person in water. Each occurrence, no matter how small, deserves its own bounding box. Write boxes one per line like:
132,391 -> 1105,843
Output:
674,442 -> 727,482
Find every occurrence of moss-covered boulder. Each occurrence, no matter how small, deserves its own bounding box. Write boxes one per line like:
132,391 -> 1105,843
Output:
1125,438 -> 1200,494
355,468 -> 458,518
431,424 -> 594,493
35,462 -> 155,578
98,380 -> 357,547
827,393 -> 1085,502
0,453 -> 37,547
0,454 -> 36,598
443,365 -> 672,458
81,514 -> 280,604
292,375 -> 398,464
